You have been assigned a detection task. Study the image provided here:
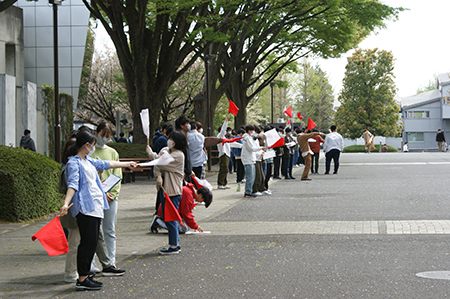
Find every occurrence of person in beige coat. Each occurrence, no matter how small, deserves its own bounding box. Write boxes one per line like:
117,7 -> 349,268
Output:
297,130 -> 325,180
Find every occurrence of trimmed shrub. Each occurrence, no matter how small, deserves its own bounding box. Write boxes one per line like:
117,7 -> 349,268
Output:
343,144 -> 398,153
0,146 -> 63,222
108,143 -> 148,158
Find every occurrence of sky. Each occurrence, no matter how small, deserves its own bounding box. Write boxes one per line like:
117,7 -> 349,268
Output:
95,0 -> 450,101
314,0 -> 450,101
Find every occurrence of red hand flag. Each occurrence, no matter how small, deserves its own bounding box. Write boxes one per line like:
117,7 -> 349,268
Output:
191,176 -> 213,191
287,119 -> 290,125
265,128 -> 285,149
307,118 -> 317,130
297,112 -> 303,120
31,216 -> 69,256
284,106 -> 293,118
162,191 -> 185,226
228,100 -> 239,116
222,136 -> 244,145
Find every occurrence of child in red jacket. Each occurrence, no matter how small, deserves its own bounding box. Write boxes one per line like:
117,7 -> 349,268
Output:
150,183 -> 212,233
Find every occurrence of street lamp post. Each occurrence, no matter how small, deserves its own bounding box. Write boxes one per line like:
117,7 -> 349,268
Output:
50,0 -> 62,163
270,81 -> 277,124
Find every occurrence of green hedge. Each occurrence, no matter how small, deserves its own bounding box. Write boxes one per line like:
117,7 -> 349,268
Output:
107,143 -> 148,158
0,146 -> 63,222
343,144 -> 398,153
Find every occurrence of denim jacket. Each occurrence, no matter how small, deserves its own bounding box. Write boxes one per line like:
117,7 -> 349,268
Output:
65,155 -> 110,218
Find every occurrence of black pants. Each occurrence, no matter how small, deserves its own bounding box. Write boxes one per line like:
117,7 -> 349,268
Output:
282,156 -> 292,177
192,166 -> 203,179
236,159 -> 245,182
76,213 -> 101,276
273,156 -> 281,178
325,149 -> 340,174
264,163 -> 272,190
311,152 -> 320,173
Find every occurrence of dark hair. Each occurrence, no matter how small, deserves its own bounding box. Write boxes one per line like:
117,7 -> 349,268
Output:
175,116 -> 190,130
78,125 -> 94,133
245,125 -> 255,132
69,130 -> 96,156
166,125 -> 174,137
119,132 -> 125,137
227,127 -> 232,131
237,128 -> 245,135
24,129 -> 31,135
129,131 -> 133,136
190,121 -> 197,130
96,121 -> 112,137
330,125 -> 337,131
197,187 -> 213,208
161,123 -> 170,131
285,127 -> 291,133
62,138 -> 76,164
195,121 -> 203,130
169,130 -> 187,151
254,126 -> 261,133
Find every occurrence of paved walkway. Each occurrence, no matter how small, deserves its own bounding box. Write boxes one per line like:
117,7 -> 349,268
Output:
1,152 -> 450,298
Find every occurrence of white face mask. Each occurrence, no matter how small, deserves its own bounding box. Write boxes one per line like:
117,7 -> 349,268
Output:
96,136 -> 109,146
167,140 -> 174,149
185,124 -> 191,132
227,131 -> 232,135
87,143 -> 95,156
199,128 -> 203,134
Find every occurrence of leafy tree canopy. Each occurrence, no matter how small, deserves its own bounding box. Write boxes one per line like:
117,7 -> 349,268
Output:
335,48 -> 402,139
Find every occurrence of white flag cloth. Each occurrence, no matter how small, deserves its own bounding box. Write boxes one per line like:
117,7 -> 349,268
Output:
265,128 -> 283,148
140,109 -> 150,139
138,153 -> 174,167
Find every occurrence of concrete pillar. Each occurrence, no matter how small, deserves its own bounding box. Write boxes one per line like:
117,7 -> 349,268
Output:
22,81 -> 37,143
0,74 -> 16,146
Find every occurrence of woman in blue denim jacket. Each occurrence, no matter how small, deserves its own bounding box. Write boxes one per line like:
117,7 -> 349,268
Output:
59,130 -> 136,291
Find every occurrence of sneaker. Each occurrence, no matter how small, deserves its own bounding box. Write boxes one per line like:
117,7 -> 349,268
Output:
160,246 -> 180,255
64,276 -> 78,283
262,190 -> 272,195
293,164 -> 299,168
273,177 -> 281,180
218,185 -> 226,189
76,277 -> 102,291
251,192 -> 262,196
244,193 -> 256,197
177,245 -> 181,252
102,266 -> 126,277
149,214 -> 159,233
223,185 -> 231,189
90,263 -> 101,274
89,276 -> 103,286
289,176 -> 296,180
241,179 -> 246,183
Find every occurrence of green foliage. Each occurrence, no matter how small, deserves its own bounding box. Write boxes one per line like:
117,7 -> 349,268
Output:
293,59 -> 335,132
335,48 -> 402,139
107,143 -> 148,158
41,85 -> 74,159
0,146 -> 63,222
343,144 -> 398,153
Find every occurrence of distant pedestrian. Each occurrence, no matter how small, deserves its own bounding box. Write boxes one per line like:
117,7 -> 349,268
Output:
436,129 -> 445,152
188,121 -> 206,179
20,129 -> 36,152
381,144 -> 388,153
127,131 -> 133,143
242,125 -> 265,197
403,142 -> 409,152
117,132 -> 128,143
363,129 -> 374,153
323,125 -> 344,175
216,114 -> 231,189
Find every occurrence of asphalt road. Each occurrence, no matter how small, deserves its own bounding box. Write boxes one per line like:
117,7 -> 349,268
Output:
62,152 -> 450,299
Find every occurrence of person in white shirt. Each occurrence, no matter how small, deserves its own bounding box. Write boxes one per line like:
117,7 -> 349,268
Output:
241,125 -> 265,197
323,125 -> 344,174
403,142 -> 409,152
188,122 -> 207,178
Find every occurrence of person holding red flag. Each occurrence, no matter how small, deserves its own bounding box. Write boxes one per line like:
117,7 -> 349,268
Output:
297,127 -> 325,181
145,130 -> 187,255
59,130 -> 137,291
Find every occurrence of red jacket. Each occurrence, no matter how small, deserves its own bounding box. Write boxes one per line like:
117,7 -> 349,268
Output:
178,184 -> 199,229
308,135 -> 324,153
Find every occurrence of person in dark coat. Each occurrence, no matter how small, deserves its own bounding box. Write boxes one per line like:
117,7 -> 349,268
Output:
20,129 -> 36,152
436,129 -> 446,152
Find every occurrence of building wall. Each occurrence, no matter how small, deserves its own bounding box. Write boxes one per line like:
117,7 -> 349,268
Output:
0,74 -> 16,146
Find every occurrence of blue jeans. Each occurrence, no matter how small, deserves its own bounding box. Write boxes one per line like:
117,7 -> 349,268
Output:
162,194 -> 181,246
244,164 -> 255,195
293,150 -> 299,166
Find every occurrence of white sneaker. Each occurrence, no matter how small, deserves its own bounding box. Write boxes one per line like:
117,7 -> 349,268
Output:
262,190 -> 272,195
223,185 -> 230,189
218,185 -> 225,189
64,276 -> 78,283
251,192 -> 262,196
241,179 -> 246,183
293,165 -> 299,168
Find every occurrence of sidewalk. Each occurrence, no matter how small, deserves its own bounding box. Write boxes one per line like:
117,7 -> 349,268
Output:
0,160 -> 302,299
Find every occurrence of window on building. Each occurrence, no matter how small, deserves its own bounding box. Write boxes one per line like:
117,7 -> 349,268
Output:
408,132 -> 424,142
407,111 -> 430,118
